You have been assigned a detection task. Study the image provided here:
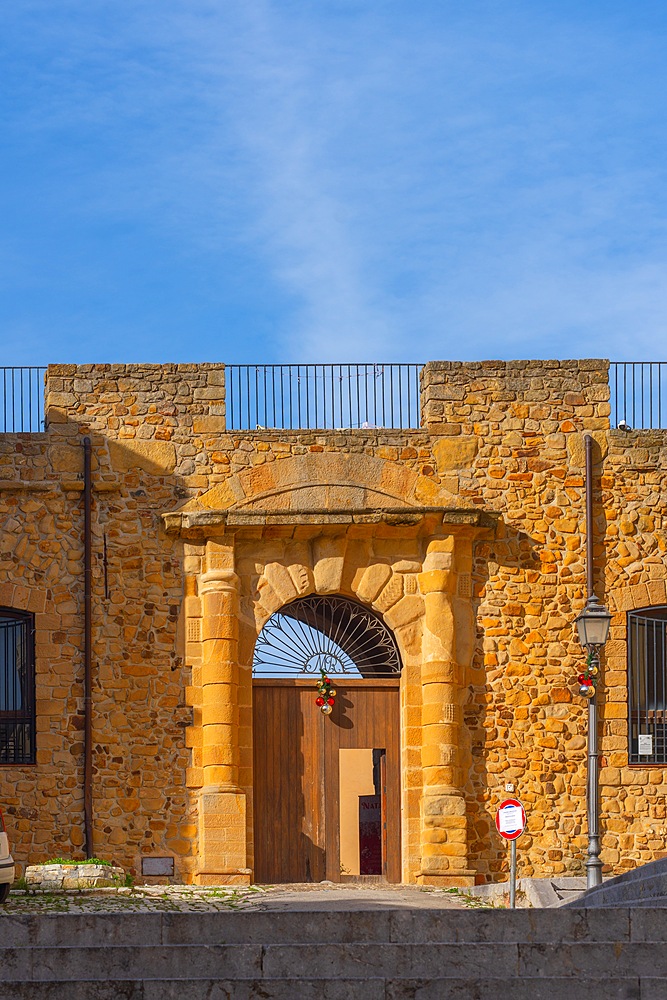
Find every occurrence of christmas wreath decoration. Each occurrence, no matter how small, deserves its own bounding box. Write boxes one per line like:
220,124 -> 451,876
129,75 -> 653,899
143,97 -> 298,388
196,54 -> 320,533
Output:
315,667 -> 336,715
577,650 -> 599,699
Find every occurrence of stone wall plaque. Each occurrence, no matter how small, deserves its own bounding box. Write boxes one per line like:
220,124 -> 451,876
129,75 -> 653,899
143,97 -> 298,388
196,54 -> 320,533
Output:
141,857 -> 174,876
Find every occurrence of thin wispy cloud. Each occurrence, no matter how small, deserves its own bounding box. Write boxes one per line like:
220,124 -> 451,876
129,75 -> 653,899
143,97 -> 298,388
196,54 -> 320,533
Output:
191,1 -> 402,361
0,1 -> 666,363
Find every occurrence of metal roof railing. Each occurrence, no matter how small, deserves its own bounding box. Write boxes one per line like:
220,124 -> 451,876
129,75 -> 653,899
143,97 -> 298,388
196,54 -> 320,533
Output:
609,362 -> 667,430
2,361 -> 667,433
225,363 -> 423,430
0,367 -> 47,432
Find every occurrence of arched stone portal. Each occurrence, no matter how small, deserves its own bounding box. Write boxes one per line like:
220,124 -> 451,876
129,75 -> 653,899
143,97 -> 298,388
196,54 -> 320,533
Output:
163,454 -> 496,886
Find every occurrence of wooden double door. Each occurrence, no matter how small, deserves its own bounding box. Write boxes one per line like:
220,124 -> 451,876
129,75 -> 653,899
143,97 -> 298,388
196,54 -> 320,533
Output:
253,678 -> 401,884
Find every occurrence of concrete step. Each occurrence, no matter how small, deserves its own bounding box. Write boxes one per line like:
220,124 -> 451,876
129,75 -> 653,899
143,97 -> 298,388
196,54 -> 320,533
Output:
467,875 -> 588,908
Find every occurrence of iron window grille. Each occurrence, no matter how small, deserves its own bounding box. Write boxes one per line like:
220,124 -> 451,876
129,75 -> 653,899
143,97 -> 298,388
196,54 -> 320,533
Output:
628,607 -> 667,765
0,608 -> 36,765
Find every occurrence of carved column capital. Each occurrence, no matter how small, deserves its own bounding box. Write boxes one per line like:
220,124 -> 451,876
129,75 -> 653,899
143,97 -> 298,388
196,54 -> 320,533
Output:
199,568 -> 240,597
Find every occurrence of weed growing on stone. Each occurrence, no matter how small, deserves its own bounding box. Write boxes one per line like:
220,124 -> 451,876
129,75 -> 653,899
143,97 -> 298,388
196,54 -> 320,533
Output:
46,858 -> 113,866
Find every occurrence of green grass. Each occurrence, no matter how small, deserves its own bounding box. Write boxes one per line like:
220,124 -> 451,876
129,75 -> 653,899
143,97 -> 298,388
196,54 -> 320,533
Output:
45,858 -> 113,866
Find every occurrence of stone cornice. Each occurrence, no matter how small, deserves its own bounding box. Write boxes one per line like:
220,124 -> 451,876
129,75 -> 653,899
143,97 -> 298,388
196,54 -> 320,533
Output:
162,505 -> 498,539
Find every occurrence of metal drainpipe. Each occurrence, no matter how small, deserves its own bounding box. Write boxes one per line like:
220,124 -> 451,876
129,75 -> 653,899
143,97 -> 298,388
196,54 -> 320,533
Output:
584,433 -> 603,888
83,436 -> 93,858
585,434 -> 595,597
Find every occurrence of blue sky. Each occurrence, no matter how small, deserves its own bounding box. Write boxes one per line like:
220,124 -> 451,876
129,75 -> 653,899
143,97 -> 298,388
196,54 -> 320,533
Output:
1,1 -> 666,365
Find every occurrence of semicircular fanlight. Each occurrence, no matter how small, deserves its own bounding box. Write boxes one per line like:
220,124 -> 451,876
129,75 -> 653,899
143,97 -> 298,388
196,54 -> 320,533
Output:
252,595 -> 402,679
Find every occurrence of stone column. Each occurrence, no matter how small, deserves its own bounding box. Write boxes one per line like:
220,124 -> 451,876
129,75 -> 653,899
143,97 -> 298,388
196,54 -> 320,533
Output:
195,538 -> 250,885
417,536 -> 474,887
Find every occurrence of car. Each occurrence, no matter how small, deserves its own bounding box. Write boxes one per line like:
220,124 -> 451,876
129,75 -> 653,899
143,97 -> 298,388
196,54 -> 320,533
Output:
0,808 -> 15,903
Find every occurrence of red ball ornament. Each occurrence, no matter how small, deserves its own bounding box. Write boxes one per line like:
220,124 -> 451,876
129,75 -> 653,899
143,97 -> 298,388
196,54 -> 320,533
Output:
327,697 -> 335,706
324,677 -> 331,684
578,674 -> 585,683
316,697 -> 325,707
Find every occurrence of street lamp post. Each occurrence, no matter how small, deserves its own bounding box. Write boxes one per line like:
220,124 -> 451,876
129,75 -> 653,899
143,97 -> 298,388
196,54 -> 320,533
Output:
575,594 -> 612,889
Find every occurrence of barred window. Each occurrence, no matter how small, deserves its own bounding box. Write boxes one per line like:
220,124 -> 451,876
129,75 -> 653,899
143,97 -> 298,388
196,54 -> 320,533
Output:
628,607 -> 667,765
0,608 -> 35,765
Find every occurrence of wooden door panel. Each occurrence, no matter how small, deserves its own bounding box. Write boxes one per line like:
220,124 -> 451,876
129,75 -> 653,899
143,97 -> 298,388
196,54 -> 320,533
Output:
327,683 -> 401,883
253,683 -> 326,883
253,679 -> 400,884
301,686 -> 326,883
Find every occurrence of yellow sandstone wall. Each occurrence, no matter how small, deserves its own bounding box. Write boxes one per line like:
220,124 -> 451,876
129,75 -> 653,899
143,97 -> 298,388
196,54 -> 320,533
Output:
598,431 -> 667,870
0,359 -> 664,884
421,361 -> 610,879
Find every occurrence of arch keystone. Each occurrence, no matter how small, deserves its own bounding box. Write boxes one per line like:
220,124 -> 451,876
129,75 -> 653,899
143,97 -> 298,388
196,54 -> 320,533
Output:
262,562 -> 299,606
312,536 -> 348,594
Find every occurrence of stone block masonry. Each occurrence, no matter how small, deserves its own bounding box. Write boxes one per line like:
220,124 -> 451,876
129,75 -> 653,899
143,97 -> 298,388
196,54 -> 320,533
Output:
1,906 -> 666,998
25,863 -> 125,890
0,359 -> 665,887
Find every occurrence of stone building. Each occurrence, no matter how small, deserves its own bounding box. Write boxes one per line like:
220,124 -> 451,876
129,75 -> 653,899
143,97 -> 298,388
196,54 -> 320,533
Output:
0,359 -> 665,886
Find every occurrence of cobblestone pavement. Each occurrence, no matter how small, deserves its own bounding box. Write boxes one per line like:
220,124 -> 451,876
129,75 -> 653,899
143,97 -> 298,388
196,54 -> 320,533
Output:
0,882 -> 482,914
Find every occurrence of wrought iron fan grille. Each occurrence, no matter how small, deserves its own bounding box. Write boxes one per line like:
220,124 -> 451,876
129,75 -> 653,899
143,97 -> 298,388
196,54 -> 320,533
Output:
252,595 -> 402,678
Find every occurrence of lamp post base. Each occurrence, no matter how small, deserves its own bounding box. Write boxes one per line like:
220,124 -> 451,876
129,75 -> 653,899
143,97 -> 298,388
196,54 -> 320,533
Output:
586,855 -> 603,890
586,689 -> 602,891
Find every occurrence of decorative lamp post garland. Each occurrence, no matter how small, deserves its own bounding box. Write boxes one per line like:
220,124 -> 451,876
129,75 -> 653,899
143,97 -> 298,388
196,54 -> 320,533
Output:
315,667 -> 336,715
577,649 -> 599,699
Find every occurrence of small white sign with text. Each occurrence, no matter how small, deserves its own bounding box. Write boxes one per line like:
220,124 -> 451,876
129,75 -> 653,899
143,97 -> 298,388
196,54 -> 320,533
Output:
498,805 -> 524,834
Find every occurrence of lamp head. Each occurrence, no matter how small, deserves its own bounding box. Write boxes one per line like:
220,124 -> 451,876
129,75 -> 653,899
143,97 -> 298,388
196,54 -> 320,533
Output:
575,594 -> 612,649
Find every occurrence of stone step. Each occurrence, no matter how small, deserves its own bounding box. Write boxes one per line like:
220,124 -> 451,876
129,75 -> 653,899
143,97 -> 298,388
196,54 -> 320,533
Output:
0,905 -> 640,948
2,908 -> 665,996
585,893 -> 667,908
0,978 -> 650,1000
574,856 -> 667,909
580,871 -> 667,907
592,856 -> 667,887
1,939 -> 666,983
608,896 -> 667,907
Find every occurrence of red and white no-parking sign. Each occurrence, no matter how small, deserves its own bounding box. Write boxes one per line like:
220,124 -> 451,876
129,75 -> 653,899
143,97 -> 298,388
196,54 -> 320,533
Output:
495,798 -> 526,841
